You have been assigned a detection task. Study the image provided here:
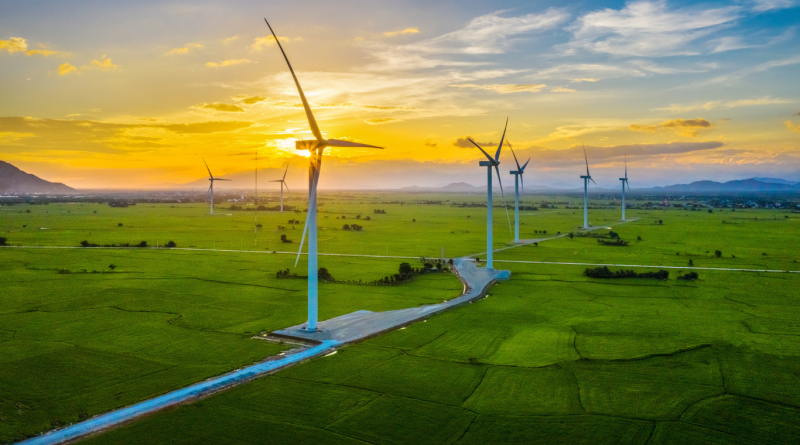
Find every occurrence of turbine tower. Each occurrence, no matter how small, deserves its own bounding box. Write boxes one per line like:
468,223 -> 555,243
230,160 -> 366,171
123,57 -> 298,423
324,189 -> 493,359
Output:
507,141 -> 530,243
580,144 -> 596,229
265,18 -> 382,332
269,164 -> 290,212
620,156 -> 629,221
203,159 -> 230,215
467,119 -> 510,270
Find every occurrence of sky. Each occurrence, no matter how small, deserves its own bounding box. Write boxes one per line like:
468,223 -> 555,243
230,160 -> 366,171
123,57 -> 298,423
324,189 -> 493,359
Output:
1,0 -> 799,190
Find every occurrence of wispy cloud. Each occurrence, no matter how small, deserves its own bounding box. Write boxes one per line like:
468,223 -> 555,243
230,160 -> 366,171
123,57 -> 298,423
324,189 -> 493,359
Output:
786,121 -> 800,132
570,78 -> 598,83
450,83 -> 547,93
518,141 -> 725,165
165,43 -> 203,55
251,36 -> 300,50
630,118 -> 712,137
360,9 -> 568,70
454,137 -> 495,148
364,118 -> 402,125
206,58 -> 252,68
550,86 -> 576,93
695,55 -> 800,86
222,35 -> 239,44
232,95 -> 267,105
384,28 -> 420,37
191,102 -> 245,113
565,0 -> 741,57
1,37 -> 27,53
751,0 -> 797,12
88,55 -> 119,71
655,97 -> 794,113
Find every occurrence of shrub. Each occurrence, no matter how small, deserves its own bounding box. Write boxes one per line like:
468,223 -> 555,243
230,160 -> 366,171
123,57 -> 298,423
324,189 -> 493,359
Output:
678,271 -> 699,281
137,241 -> 148,248
343,224 -> 351,231
714,250 -> 721,258
637,236 -> 642,241
280,234 -> 292,243
118,223 -> 123,227
0,237 -> 6,246
318,267 -> 335,282
108,264 -> 117,271
708,209 -> 713,213
597,238 -> 628,246
351,224 -> 363,231
166,241 -> 177,248
568,232 -> 574,239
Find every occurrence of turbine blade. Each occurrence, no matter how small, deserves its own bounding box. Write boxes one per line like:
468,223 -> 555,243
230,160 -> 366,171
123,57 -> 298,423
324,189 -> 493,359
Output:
507,140 -> 521,172
264,18 -> 324,143
203,158 -> 213,179
325,139 -> 383,148
216,178 -> 232,181
590,177 -> 597,186
520,173 -> 524,194
495,117 -> 508,162
468,138 -> 495,163
582,143 -> 590,177
283,181 -> 290,193
494,164 -> 512,233
268,180 -> 283,182
521,158 -> 530,172
294,150 -> 323,266
283,164 -> 289,181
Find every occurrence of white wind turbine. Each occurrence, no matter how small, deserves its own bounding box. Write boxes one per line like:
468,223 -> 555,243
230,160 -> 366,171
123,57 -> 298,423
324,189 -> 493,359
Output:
269,164 -> 290,212
507,141 -> 530,243
620,156 -> 629,221
580,144 -> 596,229
203,158 -> 231,215
265,18 -> 382,332
467,119 -> 511,270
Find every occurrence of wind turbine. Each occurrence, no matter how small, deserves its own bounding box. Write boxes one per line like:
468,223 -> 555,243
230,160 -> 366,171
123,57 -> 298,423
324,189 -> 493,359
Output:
269,164 -> 290,212
507,141 -> 530,243
264,18 -> 382,332
467,119 -> 511,270
203,158 -> 231,215
620,156 -> 629,221
580,144 -> 596,229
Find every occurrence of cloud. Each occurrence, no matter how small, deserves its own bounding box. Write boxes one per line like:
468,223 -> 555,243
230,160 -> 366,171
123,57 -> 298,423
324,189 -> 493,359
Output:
88,56 -> 119,71
158,121 -> 253,134
384,28 -> 420,37
550,86 -> 576,93
364,118 -> 401,125
232,95 -> 267,105
565,0 -> 741,57
691,54 -> 800,87
751,0 -> 797,12
222,35 -> 239,44
206,58 -> 252,68
361,9 -> 568,70
654,97 -> 794,113
450,83 -> 547,93
58,63 -> 77,76
425,141 -> 437,147
536,63 -> 647,80
165,43 -> 203,55
1,37 -> 27,53
630,118 -> 712,137
192,102 -> 245,113
786,121 -> 800,132
570,78 -> 598,83
454,137 -> 495,148
251,36 -> 300,50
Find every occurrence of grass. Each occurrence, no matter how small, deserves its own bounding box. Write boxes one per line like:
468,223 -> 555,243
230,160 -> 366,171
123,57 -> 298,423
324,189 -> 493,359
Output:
2,195 -> 800,443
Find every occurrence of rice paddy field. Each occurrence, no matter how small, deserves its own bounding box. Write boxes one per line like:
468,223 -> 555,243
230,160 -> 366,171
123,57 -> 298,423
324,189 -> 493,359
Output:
2,193 -> 800,444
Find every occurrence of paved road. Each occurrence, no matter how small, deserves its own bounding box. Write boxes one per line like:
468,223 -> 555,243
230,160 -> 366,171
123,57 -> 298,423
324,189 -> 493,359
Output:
493,259 -> 800,274
15,260 -> 503,445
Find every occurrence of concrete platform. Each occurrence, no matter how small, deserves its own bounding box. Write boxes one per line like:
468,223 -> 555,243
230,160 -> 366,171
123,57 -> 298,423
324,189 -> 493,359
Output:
273,259 -> 510,344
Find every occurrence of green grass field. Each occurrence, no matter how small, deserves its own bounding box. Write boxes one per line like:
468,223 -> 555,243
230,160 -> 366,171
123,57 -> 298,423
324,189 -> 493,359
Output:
2,195 -> 799,443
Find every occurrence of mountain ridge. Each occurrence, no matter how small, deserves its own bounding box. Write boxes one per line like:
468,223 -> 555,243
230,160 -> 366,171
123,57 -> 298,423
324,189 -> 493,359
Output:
0,161 -> 76,194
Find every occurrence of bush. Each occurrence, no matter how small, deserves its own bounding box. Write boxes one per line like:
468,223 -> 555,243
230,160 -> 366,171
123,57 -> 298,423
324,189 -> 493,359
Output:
597,238 -> 628,246
0,237 -> 6,246
708,209 -> 713,213
351,224 -> 363,231
399,262 -> 412,274
678,271 -> 699,281
714,250 -> 721,258
166,241 -> 177,248
318,267 -> 335,282
118,223 -> 123,227
584,266 -> 668,280
343,224 -> 351,231
280,234 -> 292,243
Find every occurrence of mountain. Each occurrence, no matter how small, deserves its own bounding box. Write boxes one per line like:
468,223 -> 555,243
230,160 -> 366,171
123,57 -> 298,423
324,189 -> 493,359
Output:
751,177 -> 799,185
0,161 -> 76,194
646,178 -> 800,193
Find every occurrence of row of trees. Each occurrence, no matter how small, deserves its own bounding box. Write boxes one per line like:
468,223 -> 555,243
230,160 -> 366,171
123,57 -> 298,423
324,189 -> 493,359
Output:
584,266 -> 669,280
343,224 -> 363,231
79,240 -> 176,248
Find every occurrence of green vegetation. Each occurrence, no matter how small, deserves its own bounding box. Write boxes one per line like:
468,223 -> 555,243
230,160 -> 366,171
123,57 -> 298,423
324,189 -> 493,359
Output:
2,195 -> 800,443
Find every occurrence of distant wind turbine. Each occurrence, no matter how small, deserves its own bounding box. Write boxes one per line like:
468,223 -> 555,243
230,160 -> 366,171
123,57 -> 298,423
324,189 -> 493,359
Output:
264,18 -> 382,332
203,158 -> 230,215
580,144 -> 596,229
620,156 -> 629,221
467,118 -> 511,270
507,141 -> 530,243
269,164 -> 290,212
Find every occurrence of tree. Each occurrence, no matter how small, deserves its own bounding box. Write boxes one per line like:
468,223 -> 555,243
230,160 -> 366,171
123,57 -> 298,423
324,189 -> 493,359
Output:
399,262 -> 413,274
166,240 -> 177,248
412,219 -> 416,222
714,250 -> 722,258
118,223 -> 123,227
659,220 -> 663,224
80,240 -> 90,247
343,224 -> 351,231
108,264 -> 117,271
318,268 -> 335,282
0,237 -> 7,246
708,209 -> 713,213
568,232 -> 574,239
280,234 -> 292,243
688,259 -> 694,267
138,241 -> 148,248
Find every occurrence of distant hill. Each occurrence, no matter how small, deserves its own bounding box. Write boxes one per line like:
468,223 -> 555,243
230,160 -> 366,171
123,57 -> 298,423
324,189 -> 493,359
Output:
0,161 -> 75,194
751,177 -> 799,185
646,178 -> 800,194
